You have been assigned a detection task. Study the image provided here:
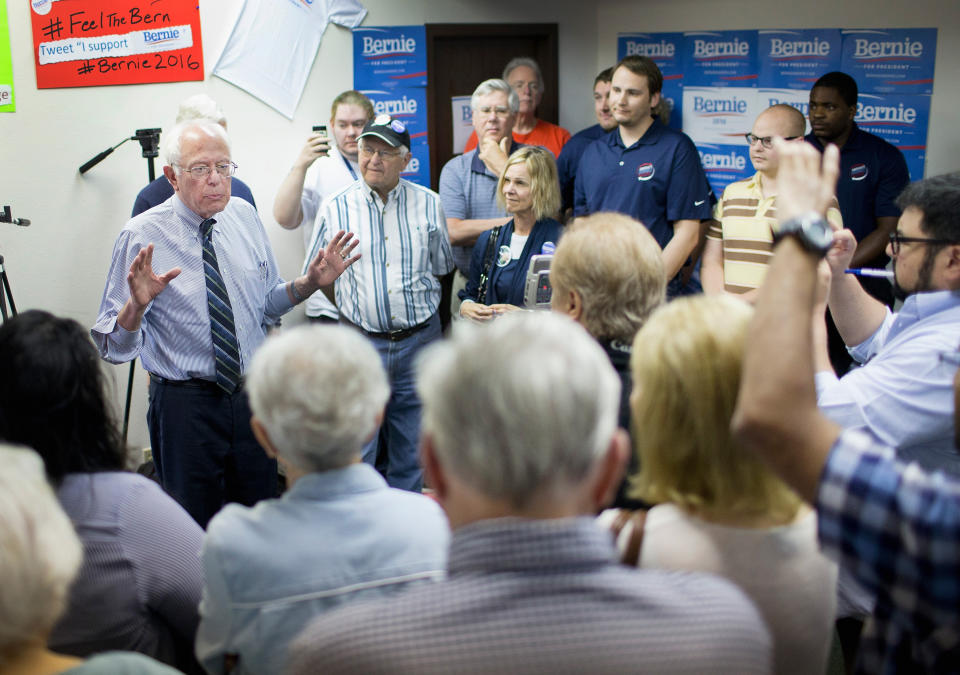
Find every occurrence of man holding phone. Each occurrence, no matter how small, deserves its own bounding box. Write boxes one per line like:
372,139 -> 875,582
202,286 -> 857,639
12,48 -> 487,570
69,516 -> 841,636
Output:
273,90 -> 374,322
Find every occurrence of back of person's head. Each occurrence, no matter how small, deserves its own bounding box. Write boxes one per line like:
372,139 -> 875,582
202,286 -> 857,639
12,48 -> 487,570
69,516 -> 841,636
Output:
417,312 -> 620,508
495,145 -> 560,220
471,78 -> 520,113
0,444 -> 83,663
764,103 -> 807,137
0,310 -> 125,485
551,213 -> 665,342
163,118 -> 231,169
630,296 -> 802,521
812,71 -> 858,106
614,55 -> 664,96
896,172 -> 960,241
330,89 -> 375,121
247,325 -> 390,473
176,93 -> 227,126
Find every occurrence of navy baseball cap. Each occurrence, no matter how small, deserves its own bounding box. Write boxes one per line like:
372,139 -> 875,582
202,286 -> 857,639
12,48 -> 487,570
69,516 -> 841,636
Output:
358,114 -> 411,149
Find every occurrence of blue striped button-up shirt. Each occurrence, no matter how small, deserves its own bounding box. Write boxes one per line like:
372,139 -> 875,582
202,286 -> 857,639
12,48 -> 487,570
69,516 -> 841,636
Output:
92,195 -> 294,380
304,178 -> 454,333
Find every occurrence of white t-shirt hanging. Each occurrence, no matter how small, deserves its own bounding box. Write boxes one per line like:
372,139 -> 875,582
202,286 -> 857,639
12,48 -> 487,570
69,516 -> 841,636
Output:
213,0 -> 367,119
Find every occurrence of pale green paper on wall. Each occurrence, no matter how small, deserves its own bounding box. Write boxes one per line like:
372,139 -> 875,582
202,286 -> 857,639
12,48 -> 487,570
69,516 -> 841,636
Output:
0,0 -> 13,112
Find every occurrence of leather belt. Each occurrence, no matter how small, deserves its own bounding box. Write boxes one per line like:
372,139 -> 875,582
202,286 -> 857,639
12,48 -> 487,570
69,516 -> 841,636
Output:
149,374 -> 244,394
340,316 -> 433,342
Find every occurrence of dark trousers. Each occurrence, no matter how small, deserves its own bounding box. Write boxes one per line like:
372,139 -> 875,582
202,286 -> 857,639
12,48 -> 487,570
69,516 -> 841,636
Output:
147,377 -> 278,528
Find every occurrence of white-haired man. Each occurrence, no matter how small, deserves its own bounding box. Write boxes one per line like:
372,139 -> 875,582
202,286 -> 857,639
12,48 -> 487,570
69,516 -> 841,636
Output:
439,78 -> 519,315
196,325 -> 449,674
304,114 -> 454,492
288,312 -> 772,674
93,120 -> 359,528
463,57 -> 571,157
132,94 -> 257,216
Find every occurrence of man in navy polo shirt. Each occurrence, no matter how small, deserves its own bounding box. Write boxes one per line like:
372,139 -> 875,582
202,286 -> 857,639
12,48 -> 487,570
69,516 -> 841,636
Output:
574,55 -> 712,297
556,67 -> 615,217
806,71 -> 909,306
806,71 -> 909,375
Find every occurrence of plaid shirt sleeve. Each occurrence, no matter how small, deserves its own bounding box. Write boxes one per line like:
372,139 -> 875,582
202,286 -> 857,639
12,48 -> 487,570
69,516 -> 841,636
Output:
816,429 -> 960,670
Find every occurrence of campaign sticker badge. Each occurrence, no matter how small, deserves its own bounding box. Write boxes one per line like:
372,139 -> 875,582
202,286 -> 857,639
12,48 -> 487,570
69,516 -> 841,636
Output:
353,26 -> 427,90
841,28 -> 936,95
361,87 -> 428,146
636,162 -> 655,181
683,30 -> 758,87
758,29 -> 842,89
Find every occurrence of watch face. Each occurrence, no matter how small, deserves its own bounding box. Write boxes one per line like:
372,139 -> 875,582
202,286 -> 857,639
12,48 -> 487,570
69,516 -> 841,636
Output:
801,217 -> 834,252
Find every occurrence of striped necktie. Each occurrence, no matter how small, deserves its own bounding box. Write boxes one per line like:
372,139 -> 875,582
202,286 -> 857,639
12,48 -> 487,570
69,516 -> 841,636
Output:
201,218 -> 242,393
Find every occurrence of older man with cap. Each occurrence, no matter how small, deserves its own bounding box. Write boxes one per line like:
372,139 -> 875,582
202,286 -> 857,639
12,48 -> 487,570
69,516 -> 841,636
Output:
304,114 -> 454,492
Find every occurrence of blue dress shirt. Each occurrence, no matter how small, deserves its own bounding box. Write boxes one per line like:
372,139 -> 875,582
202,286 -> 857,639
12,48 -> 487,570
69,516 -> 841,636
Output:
196,463 -> 449,675
92,195 -> 294,380
816,289 -> 960,474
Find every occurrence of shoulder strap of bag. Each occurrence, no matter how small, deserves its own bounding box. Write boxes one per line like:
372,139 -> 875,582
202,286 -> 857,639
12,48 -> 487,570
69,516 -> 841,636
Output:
476,225 -> 503,305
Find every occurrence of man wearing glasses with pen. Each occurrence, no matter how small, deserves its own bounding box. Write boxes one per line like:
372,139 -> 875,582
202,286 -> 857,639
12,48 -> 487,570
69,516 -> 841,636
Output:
93,120 -> 359,528
702,104 -> 842,303
816,171 -> 960,475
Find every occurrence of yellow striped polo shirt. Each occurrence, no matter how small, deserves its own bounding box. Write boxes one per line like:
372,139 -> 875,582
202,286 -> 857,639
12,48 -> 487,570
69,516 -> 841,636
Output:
708,172 -> 842,293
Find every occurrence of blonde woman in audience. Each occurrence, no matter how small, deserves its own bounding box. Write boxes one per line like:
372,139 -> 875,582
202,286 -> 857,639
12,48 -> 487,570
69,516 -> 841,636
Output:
458,145 -> 563,320
604,295 -> 837,675
0,444 -> 180,675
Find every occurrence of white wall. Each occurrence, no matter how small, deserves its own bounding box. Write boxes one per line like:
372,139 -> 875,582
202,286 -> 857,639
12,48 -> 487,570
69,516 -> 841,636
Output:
0,0 -> 597,451
596,0 -> 960,177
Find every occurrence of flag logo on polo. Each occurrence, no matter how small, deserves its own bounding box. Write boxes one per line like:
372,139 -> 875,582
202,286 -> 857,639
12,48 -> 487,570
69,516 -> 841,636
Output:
636,163 -> 655,181
850,163 -> 869,181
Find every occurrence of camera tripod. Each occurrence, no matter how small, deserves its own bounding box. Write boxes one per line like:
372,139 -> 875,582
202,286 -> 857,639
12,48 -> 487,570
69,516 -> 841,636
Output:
80,129 -> 161,445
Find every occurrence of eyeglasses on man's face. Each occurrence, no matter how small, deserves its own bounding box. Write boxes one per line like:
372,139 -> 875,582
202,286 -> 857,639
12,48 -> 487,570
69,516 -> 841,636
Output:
180,162 -> 237,179
359,144 -> 404,160
744,133 -> 800,149
476,106 -> 511,119
888,231 -> 959,255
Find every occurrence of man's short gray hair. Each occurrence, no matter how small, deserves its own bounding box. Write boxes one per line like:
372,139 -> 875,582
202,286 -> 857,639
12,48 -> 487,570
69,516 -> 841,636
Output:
470,78 -> 520,113
163,119 -> 232,170
247,326 -> 390,473
0,444 -> 82,662
176,93 -> 227,126
416,312 -> 620,507
503,57 -> 544,93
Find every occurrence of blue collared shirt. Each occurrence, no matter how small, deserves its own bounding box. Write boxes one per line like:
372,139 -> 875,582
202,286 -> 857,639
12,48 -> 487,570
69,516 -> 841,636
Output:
805,124 -> 909,248
817,428 -> 960,673
92,195 -> 294,380
196,463 -> 450,675
556,123 -> 610,212
305,178 -> 454,332
816,289 -> 960,474
573,119 -> 713,251
438,144 -> 520,274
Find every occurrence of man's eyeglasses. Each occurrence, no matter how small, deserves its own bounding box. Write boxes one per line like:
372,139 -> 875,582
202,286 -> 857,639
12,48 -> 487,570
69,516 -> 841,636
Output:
180,162 -> 237,179
888,231 -> 960,255
744,133 -> 800,149
359,145 -> 404,160
475,106 -> 511,118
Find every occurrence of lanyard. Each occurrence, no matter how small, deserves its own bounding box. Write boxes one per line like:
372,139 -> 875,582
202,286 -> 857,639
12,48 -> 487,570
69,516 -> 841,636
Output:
340,151 -> 358,180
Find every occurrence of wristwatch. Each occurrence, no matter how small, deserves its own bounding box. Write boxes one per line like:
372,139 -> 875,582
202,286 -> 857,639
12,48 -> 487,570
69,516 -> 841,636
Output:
773,211 -> 833,257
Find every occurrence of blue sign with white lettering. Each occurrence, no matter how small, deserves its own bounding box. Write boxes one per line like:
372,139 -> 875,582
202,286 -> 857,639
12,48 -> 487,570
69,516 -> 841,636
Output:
758,29 -> 841,89
360,87 -> 429,147
400,141 -> 431,188
696,142 -> 753,196
841,29 -> 936,95
683,30 -> 758,87
856,93 -> 929,180
616,32 -> 684,130
353,26 -> 427,90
